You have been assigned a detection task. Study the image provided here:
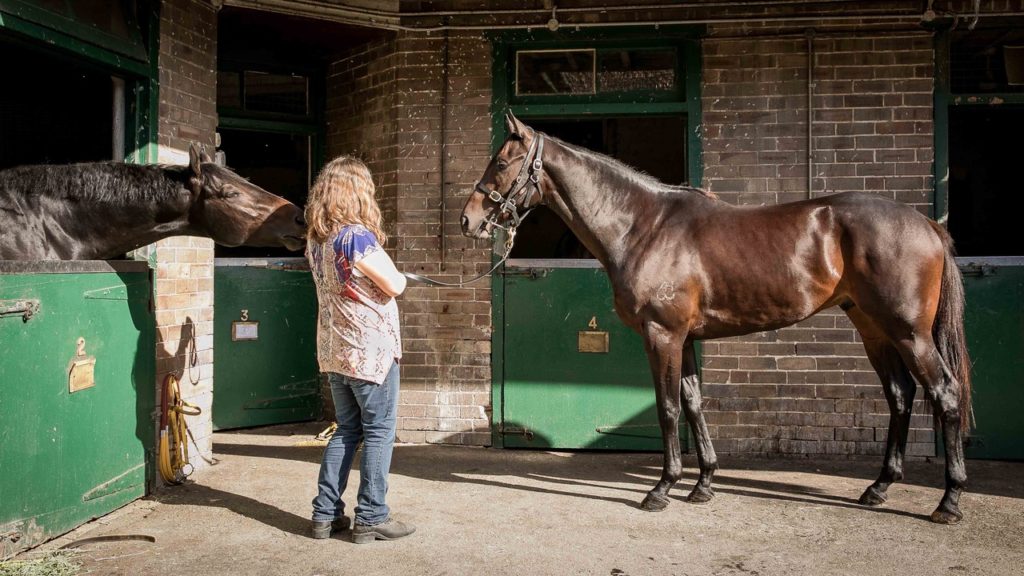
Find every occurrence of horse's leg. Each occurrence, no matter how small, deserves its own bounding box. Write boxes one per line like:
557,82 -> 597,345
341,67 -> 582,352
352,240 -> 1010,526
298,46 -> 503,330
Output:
856,338 -> 916,506
892,333 -> 966,523
681,342 -> 717,503
639,321 -> 685,512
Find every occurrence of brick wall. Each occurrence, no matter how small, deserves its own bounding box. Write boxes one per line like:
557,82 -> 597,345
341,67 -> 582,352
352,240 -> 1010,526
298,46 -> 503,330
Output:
153,0 -> 218,468
325,31 -> 494,445
700,27 -> 935,456
326,36 -> 398,238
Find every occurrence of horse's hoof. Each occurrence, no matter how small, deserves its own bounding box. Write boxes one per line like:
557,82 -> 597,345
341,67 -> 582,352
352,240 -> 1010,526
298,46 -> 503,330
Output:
640,493 -> 670,512
930,508 -> 963,525
858,486 -> 887,507
686,487 -> 714,504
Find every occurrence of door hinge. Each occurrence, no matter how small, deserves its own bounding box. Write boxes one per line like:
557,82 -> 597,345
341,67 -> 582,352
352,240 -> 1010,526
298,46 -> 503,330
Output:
959,264 -> 996,277
501,268 -> 548,280
0,299 -> 40,322
499,425 -> 534,441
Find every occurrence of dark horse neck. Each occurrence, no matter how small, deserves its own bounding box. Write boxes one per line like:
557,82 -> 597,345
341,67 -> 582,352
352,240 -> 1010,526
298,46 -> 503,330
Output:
539,136 -> 714,272
0,162 -> 198,260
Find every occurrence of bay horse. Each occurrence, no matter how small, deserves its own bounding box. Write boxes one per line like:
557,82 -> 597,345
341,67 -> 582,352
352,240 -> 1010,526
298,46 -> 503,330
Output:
0,144 -> 306,260
462,112 -> 972,524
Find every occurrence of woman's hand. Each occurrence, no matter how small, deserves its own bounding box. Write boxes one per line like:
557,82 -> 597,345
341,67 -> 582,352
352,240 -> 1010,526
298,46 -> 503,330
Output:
354,250 -> 407,297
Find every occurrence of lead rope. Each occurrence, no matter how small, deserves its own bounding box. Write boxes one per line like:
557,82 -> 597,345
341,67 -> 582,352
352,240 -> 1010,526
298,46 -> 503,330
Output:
402,226 -> 519,287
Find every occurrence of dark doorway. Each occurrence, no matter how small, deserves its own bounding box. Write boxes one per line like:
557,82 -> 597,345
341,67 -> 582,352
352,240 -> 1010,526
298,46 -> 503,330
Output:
948,107 -> 1024,256
509,115 -> 687,259
217,129 -> 311,258
0,38 -> 116,169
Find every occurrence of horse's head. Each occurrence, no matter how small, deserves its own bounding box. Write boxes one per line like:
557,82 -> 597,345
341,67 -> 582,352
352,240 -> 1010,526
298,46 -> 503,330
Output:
186,144 -> 306,251
461,112 -> 546,239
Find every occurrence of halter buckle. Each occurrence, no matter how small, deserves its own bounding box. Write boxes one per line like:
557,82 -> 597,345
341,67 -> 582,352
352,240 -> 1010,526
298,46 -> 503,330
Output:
488,189 -> 503,203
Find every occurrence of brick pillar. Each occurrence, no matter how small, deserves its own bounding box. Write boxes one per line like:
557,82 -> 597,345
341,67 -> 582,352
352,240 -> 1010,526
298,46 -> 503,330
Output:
391,31 -> 494,445
153,0 -> 218,469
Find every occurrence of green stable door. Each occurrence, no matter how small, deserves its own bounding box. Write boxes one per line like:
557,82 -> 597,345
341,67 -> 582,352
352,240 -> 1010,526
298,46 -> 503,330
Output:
211,122 -> 322,430
213,261 -> 320,430
502,264 -> 672,449
0,262 -> 154,558
960,258 -> 1024,460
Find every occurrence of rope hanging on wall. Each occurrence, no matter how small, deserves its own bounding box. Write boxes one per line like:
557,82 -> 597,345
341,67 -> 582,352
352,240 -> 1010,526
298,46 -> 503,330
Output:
158,374 -> 201,484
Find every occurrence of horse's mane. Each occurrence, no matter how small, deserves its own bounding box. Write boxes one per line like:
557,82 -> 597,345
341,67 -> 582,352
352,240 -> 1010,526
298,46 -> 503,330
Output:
542,132 -> 718,200
0,162 -> 186,205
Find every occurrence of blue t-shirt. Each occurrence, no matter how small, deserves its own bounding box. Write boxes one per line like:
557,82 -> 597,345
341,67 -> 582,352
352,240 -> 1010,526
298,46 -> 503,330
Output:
330,224 -> 382,287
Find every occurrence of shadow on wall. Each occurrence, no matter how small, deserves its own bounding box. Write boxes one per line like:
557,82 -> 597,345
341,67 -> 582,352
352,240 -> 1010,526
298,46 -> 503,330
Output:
154,316 -> 216,473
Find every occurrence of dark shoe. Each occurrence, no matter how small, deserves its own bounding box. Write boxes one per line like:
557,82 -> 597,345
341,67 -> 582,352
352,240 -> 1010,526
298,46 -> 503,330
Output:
311,516 -> 351,539
351,517 -> 416,544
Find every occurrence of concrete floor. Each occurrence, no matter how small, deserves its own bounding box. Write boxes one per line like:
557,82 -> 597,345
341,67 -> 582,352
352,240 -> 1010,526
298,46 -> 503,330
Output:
35,422 -> 1024,576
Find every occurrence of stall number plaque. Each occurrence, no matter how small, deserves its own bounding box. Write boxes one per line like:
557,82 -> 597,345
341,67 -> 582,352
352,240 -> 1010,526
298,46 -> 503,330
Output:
68,337 -> 96,393
232,309 -> 259,341
578,331 -> 609,353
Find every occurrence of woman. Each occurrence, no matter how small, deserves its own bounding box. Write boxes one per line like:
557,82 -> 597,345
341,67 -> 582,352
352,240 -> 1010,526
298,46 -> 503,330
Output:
305,156 -> 414,543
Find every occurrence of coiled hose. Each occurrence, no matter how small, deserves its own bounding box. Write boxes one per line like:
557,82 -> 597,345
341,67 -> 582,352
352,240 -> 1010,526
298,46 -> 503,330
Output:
158,374 -> 201,484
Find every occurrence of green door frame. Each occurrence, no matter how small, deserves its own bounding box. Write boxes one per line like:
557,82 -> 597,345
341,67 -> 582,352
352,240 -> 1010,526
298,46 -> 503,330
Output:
486,27 -> 703,447
0,1 -> 159,164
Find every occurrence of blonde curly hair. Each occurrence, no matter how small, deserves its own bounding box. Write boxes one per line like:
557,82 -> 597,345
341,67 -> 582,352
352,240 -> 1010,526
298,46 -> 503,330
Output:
304,156 -> 386,245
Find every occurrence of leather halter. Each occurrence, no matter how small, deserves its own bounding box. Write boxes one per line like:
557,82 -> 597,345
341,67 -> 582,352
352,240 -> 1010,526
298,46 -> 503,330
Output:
401,133 -> 545,288
475,133 -> 545,229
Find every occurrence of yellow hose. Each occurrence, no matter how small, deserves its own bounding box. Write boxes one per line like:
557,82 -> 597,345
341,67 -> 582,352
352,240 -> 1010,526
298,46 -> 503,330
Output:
158,374 -> 201,484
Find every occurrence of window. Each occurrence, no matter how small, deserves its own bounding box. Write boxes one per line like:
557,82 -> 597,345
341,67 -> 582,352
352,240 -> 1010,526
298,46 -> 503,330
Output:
514,46 -> 681,100
516,49 -> 596,96
217,70 -> 311,118
597,49 -> 676,93
951,28 -> 1024,94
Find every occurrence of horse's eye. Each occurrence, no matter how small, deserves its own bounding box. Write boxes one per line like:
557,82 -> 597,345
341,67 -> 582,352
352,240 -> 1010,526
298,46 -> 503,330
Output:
497,161 -> 509,171
220,185 -> 240,199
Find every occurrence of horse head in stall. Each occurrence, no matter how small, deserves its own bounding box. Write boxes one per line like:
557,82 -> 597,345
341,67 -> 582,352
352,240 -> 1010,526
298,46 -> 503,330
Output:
0,143 -> 306,260
463,112 -> 972,525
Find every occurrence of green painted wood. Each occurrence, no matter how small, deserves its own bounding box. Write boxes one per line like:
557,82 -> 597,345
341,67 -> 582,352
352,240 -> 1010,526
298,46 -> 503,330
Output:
217,116 -> 320,134
502,268 -> 684,450
0,10 -> 149,76
0,268 -> 154,558
962,263 -> 1024,460
951,94 -> 1024,105
0,2 -> 159,166
933,30 -> 950,223
212,266 -> 320,430
0,0 -> 148,61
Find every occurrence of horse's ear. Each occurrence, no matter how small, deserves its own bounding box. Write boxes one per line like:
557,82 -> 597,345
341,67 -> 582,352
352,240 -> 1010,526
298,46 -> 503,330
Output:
505,111 -> 530,140
200,146 -> 214,165
188,143 -> 202,179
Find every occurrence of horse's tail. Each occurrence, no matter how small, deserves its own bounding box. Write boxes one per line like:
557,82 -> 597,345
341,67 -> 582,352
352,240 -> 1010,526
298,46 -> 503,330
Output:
928,220 -> 973,433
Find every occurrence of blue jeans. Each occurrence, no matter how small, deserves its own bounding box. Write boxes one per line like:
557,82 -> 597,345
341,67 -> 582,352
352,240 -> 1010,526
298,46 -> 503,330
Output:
311,361 -> 399,526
